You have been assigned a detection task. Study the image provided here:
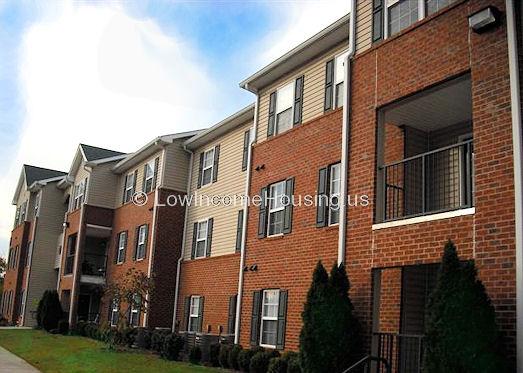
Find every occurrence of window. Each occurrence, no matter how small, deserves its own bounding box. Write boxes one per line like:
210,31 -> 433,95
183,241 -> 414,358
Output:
34,194 -> 40,217
188,296 -> 201,333
267,181 -> 286,236
73,179 -> 86,210
201,148 -> 215,187
275,83 -> 294,135
110,299 -> 119,327
116,232 -> 127,264
195,220 -> 208,258
143,160 -> 155,193
123,172 -> 135,203
7,248 -> 12,269
19,201 -> 27,224
329,164 -> 341,225
135,225 -> 147,260
260,290 -> 280,348
387,0 -> 420,37
64,234 -> 77,275
129,294 -> 141,327
426,0 -> 455,16
334,51 -> 349,108
13,206 -> 20,227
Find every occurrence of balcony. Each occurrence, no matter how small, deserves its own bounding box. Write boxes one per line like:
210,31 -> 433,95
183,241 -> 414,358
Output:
79,235 -> 108,285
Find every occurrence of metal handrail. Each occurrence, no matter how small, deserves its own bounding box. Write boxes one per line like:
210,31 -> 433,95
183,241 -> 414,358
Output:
341,355 -> 391,373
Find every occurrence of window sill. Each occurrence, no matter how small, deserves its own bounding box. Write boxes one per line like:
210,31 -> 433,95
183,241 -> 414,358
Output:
260,344 -> 277,349
265,233 -> 284,240
372,207 -> 475,230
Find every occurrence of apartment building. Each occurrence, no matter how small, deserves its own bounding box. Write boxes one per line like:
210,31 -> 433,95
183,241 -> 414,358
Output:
2,165 -> 66,326
174,105 -> 254,339
236,0 -> 521,370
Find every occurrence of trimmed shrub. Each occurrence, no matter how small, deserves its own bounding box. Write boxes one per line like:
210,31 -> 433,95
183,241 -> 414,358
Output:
135,328 -> 152,349
85,323 -> 99,339
238,349 -> 256,372
189,345 -> 202,364
162,333 -> 184,361
228,344 -> 243,370
121,327 -> 136,347
58,319 -> 69,335
250,351 -> 280,373
287,357 -> 302,373
74,320 -> 87,336
37,290 -> 63,332
268,357 -> 287,373
209,343 -> 221,367
218,344 -> 231,368
151,329 -> 170,353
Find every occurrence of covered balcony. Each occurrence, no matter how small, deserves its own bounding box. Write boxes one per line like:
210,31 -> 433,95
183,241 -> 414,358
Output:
79,225 -> 110,285
375,75 -> 474,223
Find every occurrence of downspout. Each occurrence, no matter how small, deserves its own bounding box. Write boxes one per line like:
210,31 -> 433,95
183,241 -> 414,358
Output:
505,0 -> 523,369
234,95 -> 258,344
338,1 -> 357,265
172,147 -> 194,332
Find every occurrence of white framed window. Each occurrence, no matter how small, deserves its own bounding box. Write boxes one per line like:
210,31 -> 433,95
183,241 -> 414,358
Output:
143,160 -> 155,193
201,148 -> 215,187
14,206 -> 20,227
129,294 -> 141,327
117,231 -> 126,264
260,289 -> 280,348
334,51 -> 349,108
195,220 -> 208,258
188,295 -> 201,333
426,0 -> 455,16
267,181 -> 286,236
73,179 -> 86,210
34,193 -> 41,217
275,82 -> 294,135
19,201 -> 27,224
124,173 -> 135,203
329,163 -> 341,225
136,225 -> 147,260
110,299 -> 119,327
386,0 -> 422,37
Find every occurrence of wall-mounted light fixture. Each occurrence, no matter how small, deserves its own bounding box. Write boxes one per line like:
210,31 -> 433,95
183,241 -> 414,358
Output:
468,6 -> 500,33
62,221 -> 70,229
255,164 -> 265,171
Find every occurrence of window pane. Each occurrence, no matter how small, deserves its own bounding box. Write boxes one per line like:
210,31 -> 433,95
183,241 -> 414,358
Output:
261,320 -> 277,346
335,82 -> 344,108
276,108 -> 292,134
145,162 -> 154,179
268,210 -> 284,235
196,241 -> 206,257
388,0 -> 418,36
197,221 -> 207,240
269,182 -> 285,210
126,174 -> 134,188
203,149 -> 214,168
335,51 -> 349,84
202,168 -> 213,185
276,83 -> 293,113
426,0 -> 453,15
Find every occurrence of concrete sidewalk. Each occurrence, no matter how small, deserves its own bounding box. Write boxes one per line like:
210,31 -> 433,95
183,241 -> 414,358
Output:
0,346 -> 40,373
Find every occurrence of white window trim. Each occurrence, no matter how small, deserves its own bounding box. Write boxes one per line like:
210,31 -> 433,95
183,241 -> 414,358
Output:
130,294 -> 140,326
328,163 -> 341,226
275,82 -> 295,135
201,148 -> 215,188
110,299 -> 119,327
333,50 -> 349,109
260,289 -> 280,349
117,232 -> 126,264
144,160 -> 155,193
73,180 -> 85,210
188,295 -> 201,333
267,182 -> 286,237
194,219 -> 209,259
124,173 -> 135,202
136,225 -> 147,260
385,0 -> 425,39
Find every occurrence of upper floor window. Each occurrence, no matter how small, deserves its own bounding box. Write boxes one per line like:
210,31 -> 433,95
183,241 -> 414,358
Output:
334,51 -> 349,108
329,164 -> 341,225
116,231 -> 127,264
143,159 -> 157,194
73,178 -> 87,210
64,234 -> 77,275
275,83 -> 294,134
388,0 -> 419,36
34,193 -> 41,217
258,178 -> 295,238
201,148 -> 215,187
188,295 -> 201,333
123,172 -> 135,204
268,181 -> 286,236
426,0 -> 456,16
135,225 -> 148,260
14,206 -> 20,227
268,77 -> 304,137
192,218 -> 213,259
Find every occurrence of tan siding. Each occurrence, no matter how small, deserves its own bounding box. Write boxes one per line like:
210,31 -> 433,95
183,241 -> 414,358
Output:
162,140 -> 191,192
256,43 -> 348,143
24,183 -> 65,326
88,162 -> 120,209
184,120 -> 252,259
15,187 -> 34,225
356,0 -> 373,54
115,151 -> 164,207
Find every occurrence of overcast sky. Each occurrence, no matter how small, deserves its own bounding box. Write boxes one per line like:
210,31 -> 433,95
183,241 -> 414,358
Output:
0,0 -> 350,258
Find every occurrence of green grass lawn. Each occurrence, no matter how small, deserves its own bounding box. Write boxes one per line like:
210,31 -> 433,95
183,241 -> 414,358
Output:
0,329 -> 222,373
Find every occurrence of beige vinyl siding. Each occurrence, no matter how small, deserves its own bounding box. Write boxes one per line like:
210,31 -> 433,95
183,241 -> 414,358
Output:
162,140 -> 191,192
184,120 -> 252,259
356,0 -> 373,54
115,151 -> 164,207
257,42 -> 348,143
24,182 -> 66,326
87,162 -> 120,209
15,187 -> 33,225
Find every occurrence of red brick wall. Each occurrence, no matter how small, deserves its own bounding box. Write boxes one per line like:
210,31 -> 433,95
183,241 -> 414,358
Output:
378,268 -> 401,334
177,253 -> 240,335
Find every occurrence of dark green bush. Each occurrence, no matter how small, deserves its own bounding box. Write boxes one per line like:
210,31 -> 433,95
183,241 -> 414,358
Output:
58,319 -> 69,335
37,290 -> 63,332
74,320 -> 87,336
250,351 -> 273,373
162,333 -> 184,361
189,345 -> 202,364
208,343 -> 221,367
218,344 -> 231,368
238,349 -> 256,372
84,323 -> 99,339
287,357 -> 302,373
268,357 -> 287,373
121,327 -> 136,347
228,344 -> 243,370
135,328 -> 152,349
151,329 -> 170,353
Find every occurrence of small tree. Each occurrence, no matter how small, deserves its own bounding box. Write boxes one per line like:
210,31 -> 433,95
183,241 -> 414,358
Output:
424,240 -> 506,372
300,261 -> 360,373
37,290 -> 63,331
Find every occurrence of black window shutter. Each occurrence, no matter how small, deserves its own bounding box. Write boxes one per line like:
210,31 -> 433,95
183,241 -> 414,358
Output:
197,152 -> 204,189
235,210 -> 244,252
242,130 -> 250,171
257,187 -> 268,238
132,170 -> 138,195
132,226 -> 139,260
191,222 -> 198,259
250,290 -> 262,347
114,234 -> 120,264
122,175 -> 128,204
324,59 -> 335,111
372,0 -> 384,42
227,294 -> 237,334
152,157 -> 160,189
108,303 -> 112,322
267,92 -> 277,137
276,290 -> 288,350
184,296 -> 191,331
142,225 -> 149,259
293,76 -> 304,125
198,297 -> 204,332
122,231 -> 128,262
206,218 -> 213,257
212,145 -> 220,183
316,167 -> 329,227
142,164 -> 147,192
283,178 -> 295,234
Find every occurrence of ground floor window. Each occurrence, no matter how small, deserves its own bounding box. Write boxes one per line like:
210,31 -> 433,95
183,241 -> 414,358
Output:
129,294 -> 141,327
260,289 -> 280,348
188,296 -> 201,333
110,299 -> 119,327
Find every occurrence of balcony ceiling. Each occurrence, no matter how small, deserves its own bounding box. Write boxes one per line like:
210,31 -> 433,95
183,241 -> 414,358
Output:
383,75 -> 472,132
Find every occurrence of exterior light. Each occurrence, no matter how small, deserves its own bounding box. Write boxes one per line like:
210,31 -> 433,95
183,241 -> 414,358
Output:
468,6 -> 500,33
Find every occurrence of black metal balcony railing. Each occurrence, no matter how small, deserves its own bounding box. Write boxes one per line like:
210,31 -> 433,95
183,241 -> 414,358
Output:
380,140 -> 474,222
374,332 -> 424,373
81,253 -> 107,277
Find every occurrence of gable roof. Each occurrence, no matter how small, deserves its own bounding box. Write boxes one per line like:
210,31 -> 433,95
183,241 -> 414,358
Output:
12,165 -> 67,204
79,144 -> 126,162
